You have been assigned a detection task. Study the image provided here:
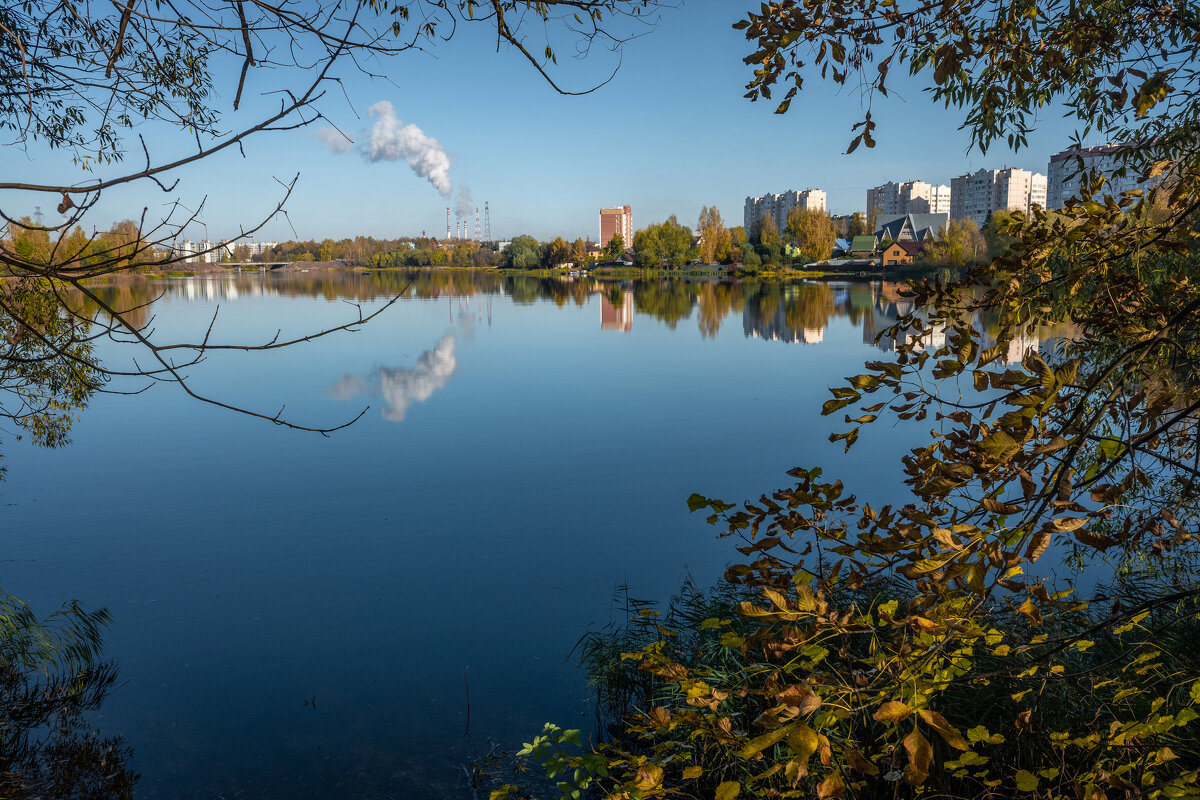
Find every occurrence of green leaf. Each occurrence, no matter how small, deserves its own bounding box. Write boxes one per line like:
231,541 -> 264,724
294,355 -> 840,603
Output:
848,374 -> 880,390
823,397 -> 855,415
979,430 -> 1020,459
1015,770 -> 1039,791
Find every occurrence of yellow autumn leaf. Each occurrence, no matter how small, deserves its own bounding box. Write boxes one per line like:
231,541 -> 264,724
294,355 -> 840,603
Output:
919,709 -> 969,750
903,728 -> 932,785
716,780 -> 741,800
635,763 -> 663,790
787,722 -> 819,765
740,723 -> 793,759
816,771 -> 846,799
873,700 -> 913,723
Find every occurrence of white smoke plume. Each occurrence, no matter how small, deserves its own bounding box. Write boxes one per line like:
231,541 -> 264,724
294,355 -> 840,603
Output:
316,126 -> 355,154
455,185 -> 473,219
317,100 -> 453,197
367,101 -> 452,197
331,334 -> 457,422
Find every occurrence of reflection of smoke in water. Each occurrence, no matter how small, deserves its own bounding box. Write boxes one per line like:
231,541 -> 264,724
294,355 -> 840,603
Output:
330,374 -> 366,399
378,334 -> 456,421
331,334 -> 457,422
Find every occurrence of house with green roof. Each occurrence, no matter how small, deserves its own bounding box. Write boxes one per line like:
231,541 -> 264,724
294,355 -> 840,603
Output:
850,235 -> 877,255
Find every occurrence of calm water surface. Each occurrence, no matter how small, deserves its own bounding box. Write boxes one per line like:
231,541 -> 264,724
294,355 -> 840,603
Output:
2,271 -> 1020,798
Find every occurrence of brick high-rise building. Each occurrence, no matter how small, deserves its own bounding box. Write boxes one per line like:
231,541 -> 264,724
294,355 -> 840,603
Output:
599,205 -> 633,250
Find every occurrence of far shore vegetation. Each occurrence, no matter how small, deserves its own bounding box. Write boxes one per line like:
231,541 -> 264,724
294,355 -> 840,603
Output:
4,206 -> 1009,281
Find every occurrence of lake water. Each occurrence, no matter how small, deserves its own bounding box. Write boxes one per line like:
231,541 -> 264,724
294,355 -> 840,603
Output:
1,271 -> 1027,798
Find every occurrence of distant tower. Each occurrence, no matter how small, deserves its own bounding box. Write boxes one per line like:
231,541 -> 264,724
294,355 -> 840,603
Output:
33,206 -> 44,226
484,202 -> 491,242
446,207 -> 451,240
474,208 -> 481,242
599,205 -> 633,249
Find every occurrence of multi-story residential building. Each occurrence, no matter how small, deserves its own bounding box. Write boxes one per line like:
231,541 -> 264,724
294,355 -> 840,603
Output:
1046,146 -> 1145,209
743,189 -> 827,238
172,239 -> 247,263
599,205 -> 633,249
174,240 -> 198,262
866,180 -> 951,221
950,167 -> 1047,226
239,240 -> 277,258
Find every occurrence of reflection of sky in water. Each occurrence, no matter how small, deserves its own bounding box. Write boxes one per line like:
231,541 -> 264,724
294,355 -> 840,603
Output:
13,275 -> 1080,800
332,333 -> 456,421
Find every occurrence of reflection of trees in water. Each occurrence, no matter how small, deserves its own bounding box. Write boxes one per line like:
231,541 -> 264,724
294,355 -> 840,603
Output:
2,280 -> 103,456
633,280 -> 694,329
67,283 -> 153,333
741,281 -> 841,344
0,594 -> 136,799
68,272 -> 950,349
784,283 -> 834,334
697,283 -> 733,339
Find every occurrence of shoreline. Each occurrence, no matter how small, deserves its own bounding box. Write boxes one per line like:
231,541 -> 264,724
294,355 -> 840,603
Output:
50,261 -> 951,283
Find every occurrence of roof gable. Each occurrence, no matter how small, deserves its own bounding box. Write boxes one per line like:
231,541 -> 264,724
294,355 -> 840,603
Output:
875,213 -> 948,242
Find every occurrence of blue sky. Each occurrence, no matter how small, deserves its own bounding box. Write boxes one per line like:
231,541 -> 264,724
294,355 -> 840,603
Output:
3,3 -> 1082,243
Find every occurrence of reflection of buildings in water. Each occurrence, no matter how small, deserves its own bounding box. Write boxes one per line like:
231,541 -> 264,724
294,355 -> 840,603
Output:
981,327 -> 1039,364
742,290 -> 825,344
863,281 -> 1040,360
1005,331 -> 1039,364
862,282 -> 945,352
600,289 -> 634,332
864,311 -> 946,352
174,275 -> 275,302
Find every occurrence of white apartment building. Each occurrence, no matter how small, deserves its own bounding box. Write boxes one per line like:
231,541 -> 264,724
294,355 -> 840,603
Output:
238,240 -> 277,258
744,189 -> 827,237
1046,146 -> 1145,209
950,167 -> 1047,226
173,240 -> 198,262
866,180 -> 951,220
172,239 -> 249,263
